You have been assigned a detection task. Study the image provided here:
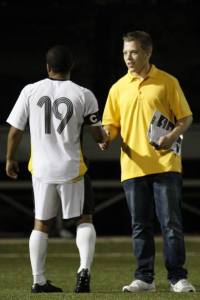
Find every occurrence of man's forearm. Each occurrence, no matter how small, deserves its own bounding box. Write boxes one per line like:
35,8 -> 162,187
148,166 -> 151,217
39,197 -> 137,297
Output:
6,127 -> 23,160
169,115 -> 193,141
103,125 -> 120,141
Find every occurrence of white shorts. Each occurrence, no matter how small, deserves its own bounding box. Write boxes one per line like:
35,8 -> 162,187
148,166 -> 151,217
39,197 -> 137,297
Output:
32,177 -> 84,220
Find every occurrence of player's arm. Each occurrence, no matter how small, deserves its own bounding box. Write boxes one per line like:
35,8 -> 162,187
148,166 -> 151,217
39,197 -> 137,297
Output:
6,126 -> 24,179
157,115 -> 193,150
84,109 -> 109,143
89,125 -> 109,143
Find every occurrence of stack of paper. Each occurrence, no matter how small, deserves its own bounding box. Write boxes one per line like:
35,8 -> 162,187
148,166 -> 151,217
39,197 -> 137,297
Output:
148,111 -> 182,155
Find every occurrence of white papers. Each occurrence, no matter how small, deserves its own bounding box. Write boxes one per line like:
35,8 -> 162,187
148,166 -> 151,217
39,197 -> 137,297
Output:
148,111 -> 182,155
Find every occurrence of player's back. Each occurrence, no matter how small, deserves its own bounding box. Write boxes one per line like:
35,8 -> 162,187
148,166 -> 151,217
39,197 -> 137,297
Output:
6,42 -> 102,183
29,78 -> 87,142
23,78 -> 98,182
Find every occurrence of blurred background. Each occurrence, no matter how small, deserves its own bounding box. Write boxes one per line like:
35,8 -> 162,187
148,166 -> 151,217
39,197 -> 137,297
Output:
0,0 -> 200,237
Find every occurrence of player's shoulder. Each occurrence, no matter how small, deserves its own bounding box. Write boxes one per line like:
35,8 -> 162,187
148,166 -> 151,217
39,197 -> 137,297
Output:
22,78 -> 49,93
67,80 -> 84,92
70,80 -> 96,99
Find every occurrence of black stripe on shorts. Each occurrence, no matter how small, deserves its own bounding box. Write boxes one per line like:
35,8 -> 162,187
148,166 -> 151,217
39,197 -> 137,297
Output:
83,173 -> 95,215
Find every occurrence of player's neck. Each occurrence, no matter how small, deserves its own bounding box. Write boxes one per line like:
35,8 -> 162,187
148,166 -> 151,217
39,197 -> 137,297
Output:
48,72 -> 70,81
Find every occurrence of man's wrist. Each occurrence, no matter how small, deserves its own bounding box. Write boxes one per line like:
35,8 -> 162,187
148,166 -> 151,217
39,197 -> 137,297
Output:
6,157 -> 15,161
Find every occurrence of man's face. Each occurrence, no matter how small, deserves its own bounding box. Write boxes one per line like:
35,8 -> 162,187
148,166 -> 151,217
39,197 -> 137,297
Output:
123,40 -> 150,75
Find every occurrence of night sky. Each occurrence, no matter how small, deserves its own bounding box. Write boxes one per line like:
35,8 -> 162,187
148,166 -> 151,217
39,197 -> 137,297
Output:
1,0 -> 200,123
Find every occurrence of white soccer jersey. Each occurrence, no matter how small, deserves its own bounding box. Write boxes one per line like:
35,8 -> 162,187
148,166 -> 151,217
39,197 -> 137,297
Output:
7,78 -> 101,183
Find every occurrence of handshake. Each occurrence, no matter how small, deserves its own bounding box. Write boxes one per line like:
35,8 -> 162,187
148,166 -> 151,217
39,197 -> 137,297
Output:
99,129 -> 110,151
98,125 -> 119,151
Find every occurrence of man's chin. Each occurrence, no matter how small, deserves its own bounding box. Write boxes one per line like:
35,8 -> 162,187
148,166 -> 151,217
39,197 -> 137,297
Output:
128,68 -> 136,74
128,66 -> 136,72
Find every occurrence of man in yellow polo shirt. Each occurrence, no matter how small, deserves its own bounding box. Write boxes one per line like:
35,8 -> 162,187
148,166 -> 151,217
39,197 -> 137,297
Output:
101,31 -> 195,293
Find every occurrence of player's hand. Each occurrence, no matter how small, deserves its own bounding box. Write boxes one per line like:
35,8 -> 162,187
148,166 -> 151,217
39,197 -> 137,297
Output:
99,140 -> 110,151
99,130 -> 110,151
6,160 -> 19,179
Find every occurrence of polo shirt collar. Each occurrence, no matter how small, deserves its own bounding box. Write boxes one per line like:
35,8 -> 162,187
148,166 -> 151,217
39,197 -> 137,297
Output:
126,64 -> 158,83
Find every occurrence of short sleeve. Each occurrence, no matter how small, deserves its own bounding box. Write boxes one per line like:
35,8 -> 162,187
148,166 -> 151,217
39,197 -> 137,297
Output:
6,85 -> 30,130
168,78 -> 192,120
83,88 -> 101,125
102,85 -> 120,127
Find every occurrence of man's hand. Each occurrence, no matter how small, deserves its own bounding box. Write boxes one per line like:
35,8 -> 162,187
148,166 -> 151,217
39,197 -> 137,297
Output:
6,160 -> 19,179
99,130 -> 111,151
99,140 -> 110,151
156,134 -> 175,150
99,125 -> 119,151
154,115 -> 193,151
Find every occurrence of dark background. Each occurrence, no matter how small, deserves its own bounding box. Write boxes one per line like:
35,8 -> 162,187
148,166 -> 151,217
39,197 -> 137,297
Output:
0,0 -> 200,236
1,0 -> 200,122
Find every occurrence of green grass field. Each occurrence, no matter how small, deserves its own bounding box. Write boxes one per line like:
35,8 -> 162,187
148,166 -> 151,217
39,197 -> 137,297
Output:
0,236 -> 199,300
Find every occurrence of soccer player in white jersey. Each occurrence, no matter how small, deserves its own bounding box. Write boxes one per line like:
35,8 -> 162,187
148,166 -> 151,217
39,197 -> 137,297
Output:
6,45 -> 108,293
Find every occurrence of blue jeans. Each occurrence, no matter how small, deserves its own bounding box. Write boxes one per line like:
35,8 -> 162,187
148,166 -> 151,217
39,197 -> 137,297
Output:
123,172 -> 187,284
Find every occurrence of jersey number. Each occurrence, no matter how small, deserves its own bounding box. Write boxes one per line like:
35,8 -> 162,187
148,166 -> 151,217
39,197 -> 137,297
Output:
37,96 -> 73,134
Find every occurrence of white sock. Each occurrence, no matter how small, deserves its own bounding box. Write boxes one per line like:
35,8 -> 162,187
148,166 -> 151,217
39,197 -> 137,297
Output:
29,230 -> 48,285
76,223 -> 96,273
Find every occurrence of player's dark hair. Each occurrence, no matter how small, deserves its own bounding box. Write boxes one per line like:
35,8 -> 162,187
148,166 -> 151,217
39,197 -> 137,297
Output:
123,31 -> 153,52
46,45 -> 73,73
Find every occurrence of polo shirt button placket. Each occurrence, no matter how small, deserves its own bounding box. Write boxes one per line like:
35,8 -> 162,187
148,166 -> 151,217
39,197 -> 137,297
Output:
138,90 -> 142,101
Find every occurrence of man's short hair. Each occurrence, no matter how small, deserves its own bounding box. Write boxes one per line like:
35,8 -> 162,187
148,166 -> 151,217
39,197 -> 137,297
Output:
46,45 -> 73,73
123,31 -> 153,52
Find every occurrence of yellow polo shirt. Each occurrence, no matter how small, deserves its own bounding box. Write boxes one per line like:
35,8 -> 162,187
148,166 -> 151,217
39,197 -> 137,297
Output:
102,65 -> 192,182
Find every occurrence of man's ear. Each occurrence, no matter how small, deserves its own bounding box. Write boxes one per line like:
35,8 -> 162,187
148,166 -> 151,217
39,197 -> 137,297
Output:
147,52 -> 152,60
147,47 -> 153,59
47,63 -> 51,73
